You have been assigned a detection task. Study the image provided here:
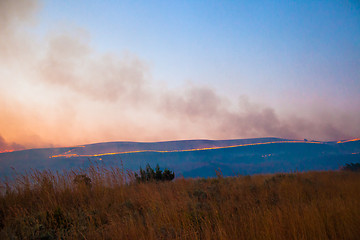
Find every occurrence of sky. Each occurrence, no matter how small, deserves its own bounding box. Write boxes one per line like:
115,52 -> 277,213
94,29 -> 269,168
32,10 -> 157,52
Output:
0,0 -> 359,151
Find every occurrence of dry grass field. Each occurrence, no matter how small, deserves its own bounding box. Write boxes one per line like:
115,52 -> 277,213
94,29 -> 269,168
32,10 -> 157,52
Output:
0,165 -> 359,239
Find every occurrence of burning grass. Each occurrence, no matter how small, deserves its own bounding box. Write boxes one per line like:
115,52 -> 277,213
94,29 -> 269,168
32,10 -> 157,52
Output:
0,165 -> 359,239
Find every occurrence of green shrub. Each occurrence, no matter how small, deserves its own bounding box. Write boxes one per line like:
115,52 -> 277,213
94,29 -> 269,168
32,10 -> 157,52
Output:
134,164 -> 175,182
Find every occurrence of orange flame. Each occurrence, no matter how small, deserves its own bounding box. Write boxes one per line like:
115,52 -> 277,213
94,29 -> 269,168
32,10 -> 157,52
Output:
337,138 -> 360,144
49,140 -> 323,159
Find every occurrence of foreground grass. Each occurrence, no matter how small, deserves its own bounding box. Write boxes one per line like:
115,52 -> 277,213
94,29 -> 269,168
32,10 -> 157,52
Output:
0,166 -> 359,239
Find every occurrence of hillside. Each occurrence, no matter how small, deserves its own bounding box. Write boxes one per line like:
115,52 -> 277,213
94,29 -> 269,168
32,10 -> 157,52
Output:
1,138 -> 360,178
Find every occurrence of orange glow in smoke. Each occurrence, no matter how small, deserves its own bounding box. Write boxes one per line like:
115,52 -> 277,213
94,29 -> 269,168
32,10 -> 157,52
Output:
0,150 -> 14,154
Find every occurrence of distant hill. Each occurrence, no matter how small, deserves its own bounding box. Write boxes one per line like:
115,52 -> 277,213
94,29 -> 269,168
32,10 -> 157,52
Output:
1,138 -> 359,178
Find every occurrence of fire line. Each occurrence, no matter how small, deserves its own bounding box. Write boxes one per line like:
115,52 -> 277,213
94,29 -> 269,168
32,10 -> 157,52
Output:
49,140 -> 327,159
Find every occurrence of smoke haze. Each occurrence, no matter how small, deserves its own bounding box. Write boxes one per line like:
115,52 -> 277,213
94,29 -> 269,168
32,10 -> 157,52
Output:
0,0 -> 359,151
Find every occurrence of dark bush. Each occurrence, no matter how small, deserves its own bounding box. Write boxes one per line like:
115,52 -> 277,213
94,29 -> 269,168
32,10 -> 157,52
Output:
134,164 -> 175,182
73,174 -> 92,187
342,163 -> 360,172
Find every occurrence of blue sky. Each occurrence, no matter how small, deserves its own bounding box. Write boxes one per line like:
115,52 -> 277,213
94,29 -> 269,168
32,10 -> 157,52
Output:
36,0 -> 360,100
0,0 -> 359,149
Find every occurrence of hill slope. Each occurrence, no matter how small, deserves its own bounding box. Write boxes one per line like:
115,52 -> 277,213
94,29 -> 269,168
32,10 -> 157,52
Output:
1,138 -> 359,177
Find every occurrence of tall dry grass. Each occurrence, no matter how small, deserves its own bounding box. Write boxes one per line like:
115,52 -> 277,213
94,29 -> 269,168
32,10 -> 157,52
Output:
0,165 -> 359,239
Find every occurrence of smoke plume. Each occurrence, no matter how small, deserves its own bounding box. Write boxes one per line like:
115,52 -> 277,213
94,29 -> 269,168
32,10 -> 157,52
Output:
0,135 -> 24,152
